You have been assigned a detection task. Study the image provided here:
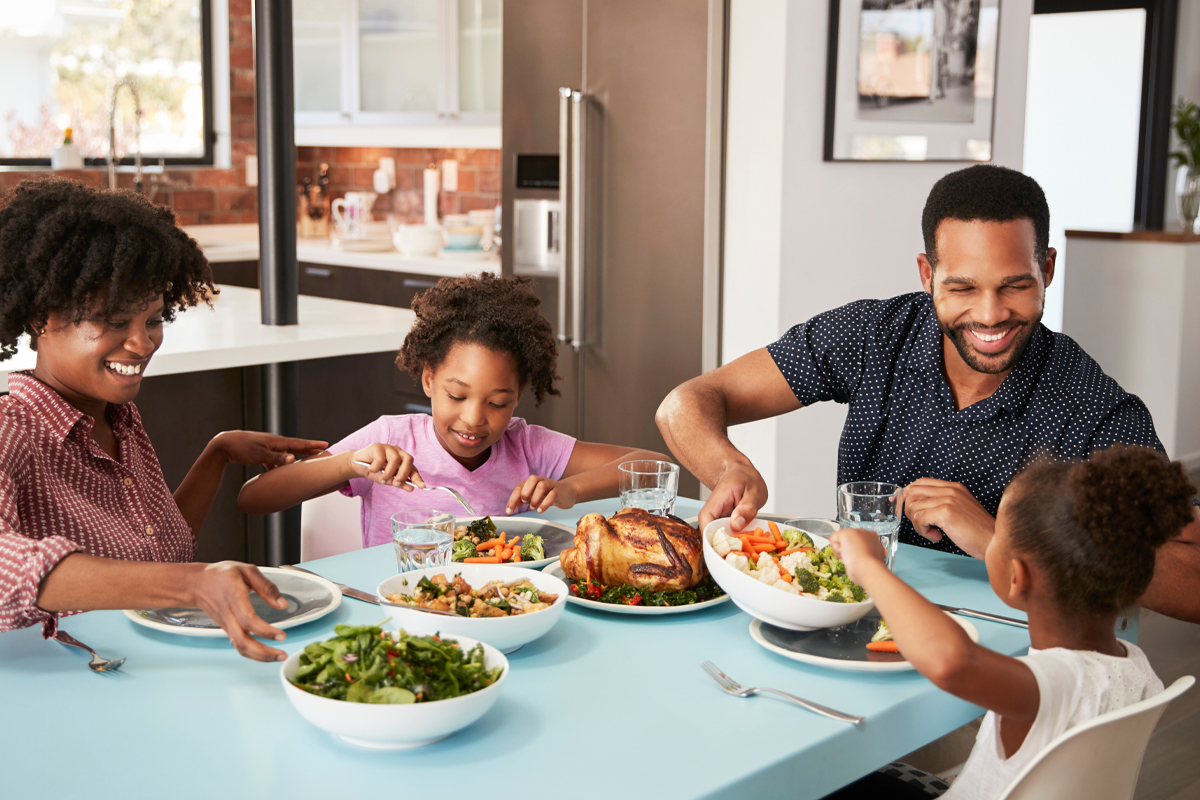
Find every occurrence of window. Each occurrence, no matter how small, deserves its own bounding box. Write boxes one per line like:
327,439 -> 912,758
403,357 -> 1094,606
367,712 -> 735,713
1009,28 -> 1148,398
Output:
0,0 -> 214,166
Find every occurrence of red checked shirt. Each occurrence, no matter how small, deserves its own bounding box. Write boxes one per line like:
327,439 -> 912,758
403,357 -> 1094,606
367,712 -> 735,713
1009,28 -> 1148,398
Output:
0,371 -> 195,637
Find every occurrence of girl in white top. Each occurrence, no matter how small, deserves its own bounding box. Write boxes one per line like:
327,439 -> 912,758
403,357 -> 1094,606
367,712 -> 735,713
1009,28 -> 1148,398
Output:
827,445 -> 1196,800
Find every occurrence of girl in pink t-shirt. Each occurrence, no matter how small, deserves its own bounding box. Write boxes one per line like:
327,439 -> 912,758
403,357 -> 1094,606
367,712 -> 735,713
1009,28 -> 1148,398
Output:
239,273 -> 667,548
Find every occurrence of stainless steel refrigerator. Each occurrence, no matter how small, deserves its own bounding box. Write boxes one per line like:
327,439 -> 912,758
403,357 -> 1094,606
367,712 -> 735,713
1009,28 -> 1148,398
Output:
501,0 -> 726,498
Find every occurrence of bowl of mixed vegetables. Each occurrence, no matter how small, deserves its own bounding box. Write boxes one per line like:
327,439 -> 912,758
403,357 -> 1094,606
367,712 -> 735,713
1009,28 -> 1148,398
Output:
280,623 -> 507,749
377,564 -> 568,653
701,517 -> 875,631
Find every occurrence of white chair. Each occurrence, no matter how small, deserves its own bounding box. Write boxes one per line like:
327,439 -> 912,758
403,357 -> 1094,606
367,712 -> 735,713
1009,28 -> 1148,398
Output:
299,491 -> 363,562
997,675 -> 1195,800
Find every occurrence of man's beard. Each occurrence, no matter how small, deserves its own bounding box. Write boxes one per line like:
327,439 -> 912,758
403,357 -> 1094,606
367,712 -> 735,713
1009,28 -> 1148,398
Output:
937,310 -> 1041,375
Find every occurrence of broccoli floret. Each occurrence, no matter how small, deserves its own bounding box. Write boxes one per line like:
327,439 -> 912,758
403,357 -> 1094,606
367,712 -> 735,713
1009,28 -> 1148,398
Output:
452,539 -> 478,561
820,545 -> 847,576
847,582 -> 867,602
780,527 -> 815,549
520,534 -> 546,562
824,592 -> 847,603
794,567 -> 820,594
818,576 -> 836,590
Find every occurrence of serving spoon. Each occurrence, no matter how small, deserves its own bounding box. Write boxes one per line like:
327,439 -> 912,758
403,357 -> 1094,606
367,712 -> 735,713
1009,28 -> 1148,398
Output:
352,461 -> 476,515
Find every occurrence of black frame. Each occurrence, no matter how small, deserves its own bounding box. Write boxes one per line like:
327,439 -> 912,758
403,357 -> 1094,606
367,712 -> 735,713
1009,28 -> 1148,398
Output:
0,0 -> 215,168
1033,0 -> 1178,229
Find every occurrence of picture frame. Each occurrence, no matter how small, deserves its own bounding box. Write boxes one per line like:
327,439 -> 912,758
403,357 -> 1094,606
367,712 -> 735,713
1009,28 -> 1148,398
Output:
823,0 -> 1001,162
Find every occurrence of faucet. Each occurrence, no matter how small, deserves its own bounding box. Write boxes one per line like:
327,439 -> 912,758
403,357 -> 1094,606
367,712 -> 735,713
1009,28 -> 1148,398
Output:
108,78 -> 143,193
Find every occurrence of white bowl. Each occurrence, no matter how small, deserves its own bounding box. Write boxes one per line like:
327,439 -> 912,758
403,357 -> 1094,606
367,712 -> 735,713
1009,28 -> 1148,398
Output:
393,224 -> 443,257
377,564 -> 568,653
280,632 -> 506,749
442,226 -> 483,249
702,517 -> 874,631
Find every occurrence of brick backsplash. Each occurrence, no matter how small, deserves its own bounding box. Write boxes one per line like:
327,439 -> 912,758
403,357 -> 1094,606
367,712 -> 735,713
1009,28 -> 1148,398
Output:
0,4 -> 500,228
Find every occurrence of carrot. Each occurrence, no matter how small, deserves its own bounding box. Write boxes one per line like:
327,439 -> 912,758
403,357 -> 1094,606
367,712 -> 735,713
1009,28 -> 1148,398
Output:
777,570 -> 792,583
767,521 -> 782,538
498,547 -> 512,561
511,550 -> 522,563
477,538 -> 503,551
866,641 -> 901,653
465,556 -> 503,564
499,532 -> 507,544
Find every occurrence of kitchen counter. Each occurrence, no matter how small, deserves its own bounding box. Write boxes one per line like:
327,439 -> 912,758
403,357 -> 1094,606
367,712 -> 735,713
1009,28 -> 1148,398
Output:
0,285 -> 415,391
184,223 -> 500,276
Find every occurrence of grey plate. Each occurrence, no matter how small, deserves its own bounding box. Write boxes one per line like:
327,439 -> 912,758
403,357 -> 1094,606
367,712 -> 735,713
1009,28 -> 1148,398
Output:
452,516 -> 576,569
123,568 -> 342,637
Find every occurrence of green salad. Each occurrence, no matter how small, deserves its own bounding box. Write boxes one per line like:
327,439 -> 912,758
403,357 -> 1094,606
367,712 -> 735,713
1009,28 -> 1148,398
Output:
566,574 -> 726,607
290,623 -> 503,703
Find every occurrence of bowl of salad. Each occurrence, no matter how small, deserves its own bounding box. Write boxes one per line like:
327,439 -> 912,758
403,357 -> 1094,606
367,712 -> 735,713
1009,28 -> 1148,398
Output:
281,623 -> 507,749
702,517 -> 875,631
377,564 -> 568,653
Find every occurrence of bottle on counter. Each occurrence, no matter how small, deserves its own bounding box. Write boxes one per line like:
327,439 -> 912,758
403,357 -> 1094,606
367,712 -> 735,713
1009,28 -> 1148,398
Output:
51,128 -> 84,170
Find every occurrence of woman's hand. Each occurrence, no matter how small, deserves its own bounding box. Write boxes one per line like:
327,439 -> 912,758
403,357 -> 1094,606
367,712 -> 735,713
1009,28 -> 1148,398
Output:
507,475 -> 576,514
350,444 -> 425,489
828,528 -> 887,585
212,431 -> 328,470
185,562 -> 289,662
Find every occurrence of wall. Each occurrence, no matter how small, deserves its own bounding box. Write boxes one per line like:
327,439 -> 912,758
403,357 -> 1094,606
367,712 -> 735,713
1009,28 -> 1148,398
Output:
723,0 -> 1033,518
1166,0 -> 1200,231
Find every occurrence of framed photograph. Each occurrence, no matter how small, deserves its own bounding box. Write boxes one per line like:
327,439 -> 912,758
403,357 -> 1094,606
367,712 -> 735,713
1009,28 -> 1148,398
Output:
823,0 -> 1001,161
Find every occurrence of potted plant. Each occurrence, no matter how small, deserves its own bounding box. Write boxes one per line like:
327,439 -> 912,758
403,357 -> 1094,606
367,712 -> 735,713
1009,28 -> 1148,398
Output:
1171,99 -> 1200,233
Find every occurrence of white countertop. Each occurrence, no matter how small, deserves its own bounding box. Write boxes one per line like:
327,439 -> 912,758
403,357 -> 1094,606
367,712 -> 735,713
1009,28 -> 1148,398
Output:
0,285 -> 416,391
183,223 -> 500,276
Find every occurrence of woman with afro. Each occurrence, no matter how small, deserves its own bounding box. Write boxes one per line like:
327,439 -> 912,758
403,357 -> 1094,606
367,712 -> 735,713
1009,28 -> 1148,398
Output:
239,272 -> 667,550
0,178 -> 326,662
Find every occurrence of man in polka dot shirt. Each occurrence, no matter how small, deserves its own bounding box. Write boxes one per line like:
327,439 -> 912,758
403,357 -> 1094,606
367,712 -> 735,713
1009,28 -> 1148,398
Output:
657,165 -> 1200,622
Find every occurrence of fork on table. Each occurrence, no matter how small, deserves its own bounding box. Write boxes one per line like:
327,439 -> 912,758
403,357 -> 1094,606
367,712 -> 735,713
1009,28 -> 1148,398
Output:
54,630 -> 125,674
700,660 -> 863,725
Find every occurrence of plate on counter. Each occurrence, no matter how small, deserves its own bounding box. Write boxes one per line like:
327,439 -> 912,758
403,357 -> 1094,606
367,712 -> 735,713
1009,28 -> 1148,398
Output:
123,567 -> 342,637
542,562 -> 731,615
748,611 -> 978,672
331,236 -> 395,252
453,516 -> 576,570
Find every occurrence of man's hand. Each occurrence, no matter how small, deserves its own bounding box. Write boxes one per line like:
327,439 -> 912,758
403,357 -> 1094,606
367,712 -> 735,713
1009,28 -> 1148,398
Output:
903,478 -> 995,558
186,562 -> 288,662
698,463 -> 769,533
213,431 -> 328,470
350,443 -> 424,489
507,475 -> 576,514
828,527 -> 887,585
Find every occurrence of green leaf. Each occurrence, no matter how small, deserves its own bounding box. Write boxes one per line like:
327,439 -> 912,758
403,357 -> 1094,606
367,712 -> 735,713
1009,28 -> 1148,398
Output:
366,686 -> 416,704
345,680 -> 373,703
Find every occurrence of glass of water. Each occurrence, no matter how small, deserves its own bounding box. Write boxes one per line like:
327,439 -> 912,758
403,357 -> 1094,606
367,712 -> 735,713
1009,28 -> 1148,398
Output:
618,460 -> 680,517
391,510 -> 455,573
837,482 -> 904,571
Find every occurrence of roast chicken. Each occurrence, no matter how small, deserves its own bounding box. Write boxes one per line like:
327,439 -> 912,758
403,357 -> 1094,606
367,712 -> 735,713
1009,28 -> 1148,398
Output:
559,508 -> 706,591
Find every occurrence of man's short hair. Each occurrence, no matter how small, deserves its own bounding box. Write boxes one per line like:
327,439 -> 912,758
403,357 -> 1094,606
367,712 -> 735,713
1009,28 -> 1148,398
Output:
921,164 -> 1051,269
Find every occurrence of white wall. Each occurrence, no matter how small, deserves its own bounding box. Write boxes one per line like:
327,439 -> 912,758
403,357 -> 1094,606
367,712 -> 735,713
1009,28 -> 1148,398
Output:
723,0 -> 1033,518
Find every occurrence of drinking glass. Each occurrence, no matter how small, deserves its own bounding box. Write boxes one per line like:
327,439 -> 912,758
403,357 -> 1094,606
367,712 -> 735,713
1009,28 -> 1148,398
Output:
618,460 -> 680,517
836,482 -> 904,571
391,510 -> 455,573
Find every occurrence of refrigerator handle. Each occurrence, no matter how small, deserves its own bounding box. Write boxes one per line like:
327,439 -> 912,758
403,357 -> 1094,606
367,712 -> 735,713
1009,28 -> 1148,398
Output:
557,87 -> 573,344
570,91 -> 586,352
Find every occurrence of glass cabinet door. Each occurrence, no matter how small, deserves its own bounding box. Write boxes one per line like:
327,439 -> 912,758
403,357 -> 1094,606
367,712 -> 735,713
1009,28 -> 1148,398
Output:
457,0 -> 501,115
358,0 -> 442,114
293,0 -> 344,114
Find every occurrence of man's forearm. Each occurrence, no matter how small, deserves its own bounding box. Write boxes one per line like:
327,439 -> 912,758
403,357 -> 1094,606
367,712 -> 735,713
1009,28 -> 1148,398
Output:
656,382 -> 750,490
1140,513 -> 1200,623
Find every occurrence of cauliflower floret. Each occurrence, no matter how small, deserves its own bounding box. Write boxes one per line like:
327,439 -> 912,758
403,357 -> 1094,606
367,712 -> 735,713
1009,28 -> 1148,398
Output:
816,586 -> 831,601
725,552 -> 751,574
756,565 -> 779,586
779,550 -> 814,574
711,527 -> 743,557
755,551 -> 776,571
774,578 -> 800,595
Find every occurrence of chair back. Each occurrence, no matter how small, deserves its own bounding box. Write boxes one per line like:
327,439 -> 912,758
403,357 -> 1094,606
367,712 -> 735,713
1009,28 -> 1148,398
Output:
300,491 -> 363,562
997,675 -> 1194,800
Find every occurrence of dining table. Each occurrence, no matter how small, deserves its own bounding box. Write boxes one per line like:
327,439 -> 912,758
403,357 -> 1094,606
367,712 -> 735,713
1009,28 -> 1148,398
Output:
2,497 -> 1040,800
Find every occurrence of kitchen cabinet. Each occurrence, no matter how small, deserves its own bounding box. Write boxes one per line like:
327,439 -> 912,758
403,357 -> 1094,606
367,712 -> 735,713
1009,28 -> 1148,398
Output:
294,0 -> 501,148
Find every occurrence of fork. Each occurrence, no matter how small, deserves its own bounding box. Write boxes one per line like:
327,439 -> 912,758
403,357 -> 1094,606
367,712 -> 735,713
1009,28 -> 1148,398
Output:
54,630 -> 126,674
700,661 -> 863,725
351,461 -> 476,515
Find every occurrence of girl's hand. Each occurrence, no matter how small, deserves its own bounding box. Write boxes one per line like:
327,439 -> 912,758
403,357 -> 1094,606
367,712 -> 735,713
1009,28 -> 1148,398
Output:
212,431 -> 328,470
350,443 -> 425,489
507,475 -> 576,514
185,562 -> 289,662
828,528 -> 887,585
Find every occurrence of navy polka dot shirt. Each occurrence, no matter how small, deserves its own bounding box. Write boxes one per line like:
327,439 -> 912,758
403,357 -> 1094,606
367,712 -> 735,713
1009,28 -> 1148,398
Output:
766,292 -> 1165,556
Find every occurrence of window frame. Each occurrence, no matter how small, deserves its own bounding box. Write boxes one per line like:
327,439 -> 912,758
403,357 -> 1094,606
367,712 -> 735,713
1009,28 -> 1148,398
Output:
0,0 -> 216,168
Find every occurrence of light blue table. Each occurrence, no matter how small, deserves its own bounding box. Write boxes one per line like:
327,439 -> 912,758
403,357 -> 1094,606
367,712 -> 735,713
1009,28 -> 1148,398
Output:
1,499 -> 1034,800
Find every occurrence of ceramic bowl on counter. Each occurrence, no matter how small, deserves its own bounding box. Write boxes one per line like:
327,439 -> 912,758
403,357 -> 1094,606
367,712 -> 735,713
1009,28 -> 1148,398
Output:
702,516 -> 875,631
393,224 -> 443,257
280,632 -> 507,749
442,225 -> 483,250
377,564 -> 568,653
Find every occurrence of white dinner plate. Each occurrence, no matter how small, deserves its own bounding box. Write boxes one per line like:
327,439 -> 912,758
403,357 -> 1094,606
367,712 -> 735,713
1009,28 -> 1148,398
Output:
748,611 -> 979,672
123,567 -> 342,637
542,562 -> 731,615
451,516 -> 576,570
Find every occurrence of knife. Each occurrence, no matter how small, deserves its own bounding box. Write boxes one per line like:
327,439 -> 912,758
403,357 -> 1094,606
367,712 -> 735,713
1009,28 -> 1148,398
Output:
936,603 -> 1028,629
279,564 -> 379,605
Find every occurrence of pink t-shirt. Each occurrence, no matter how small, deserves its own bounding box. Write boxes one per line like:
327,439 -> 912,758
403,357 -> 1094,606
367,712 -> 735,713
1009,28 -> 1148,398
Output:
326,414 -> 577,548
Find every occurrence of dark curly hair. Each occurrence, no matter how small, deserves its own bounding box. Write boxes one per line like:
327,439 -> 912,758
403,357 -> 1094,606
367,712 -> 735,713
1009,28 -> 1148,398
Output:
922,165 -> 1051,270
1005,445 -> 1196,615
396,273 -> 561,404
0,177 -> 214,361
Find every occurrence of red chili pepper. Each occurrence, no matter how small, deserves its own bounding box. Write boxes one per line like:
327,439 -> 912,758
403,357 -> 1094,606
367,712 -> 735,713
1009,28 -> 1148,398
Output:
569,584 -> 580,595
627,593 -> 643,606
